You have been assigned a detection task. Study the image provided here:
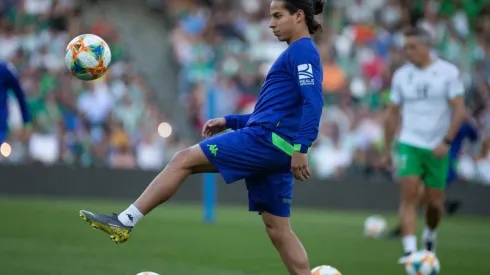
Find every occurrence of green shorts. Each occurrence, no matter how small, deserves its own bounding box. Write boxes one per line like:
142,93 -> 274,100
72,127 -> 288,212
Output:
396,142 -> 449,189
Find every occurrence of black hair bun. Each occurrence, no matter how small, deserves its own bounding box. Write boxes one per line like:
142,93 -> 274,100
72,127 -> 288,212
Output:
313,0 -> 325,15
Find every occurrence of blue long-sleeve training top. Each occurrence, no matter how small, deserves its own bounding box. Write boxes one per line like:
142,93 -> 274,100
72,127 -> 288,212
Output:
0,62 -> 31,131
225,37 -> 324,152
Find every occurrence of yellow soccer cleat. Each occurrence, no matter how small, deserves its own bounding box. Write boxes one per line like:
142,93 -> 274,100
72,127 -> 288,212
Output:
79,210 -> 132,244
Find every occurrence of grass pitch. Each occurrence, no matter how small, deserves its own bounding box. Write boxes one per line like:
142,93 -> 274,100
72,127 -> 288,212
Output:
1,197 -> 489,275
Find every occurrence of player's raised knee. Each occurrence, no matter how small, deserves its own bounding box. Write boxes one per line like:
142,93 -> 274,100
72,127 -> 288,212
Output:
167,145 -> 213,173
168,146 -> 199,169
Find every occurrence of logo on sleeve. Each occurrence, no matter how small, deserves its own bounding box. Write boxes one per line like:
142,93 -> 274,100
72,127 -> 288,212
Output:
297,64 -> 314,86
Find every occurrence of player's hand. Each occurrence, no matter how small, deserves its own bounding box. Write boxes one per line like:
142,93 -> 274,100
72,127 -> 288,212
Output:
202,117 -> 227,138
433,143 -> 449,158
291,151 -> 310,181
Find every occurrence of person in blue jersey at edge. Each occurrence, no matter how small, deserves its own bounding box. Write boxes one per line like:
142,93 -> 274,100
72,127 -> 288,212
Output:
0,61 -> 31,145
80,1 -> 325,274
385,112 -> 479,239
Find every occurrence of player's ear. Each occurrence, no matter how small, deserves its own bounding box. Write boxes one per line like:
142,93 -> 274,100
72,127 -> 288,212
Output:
296,9 -> 304,23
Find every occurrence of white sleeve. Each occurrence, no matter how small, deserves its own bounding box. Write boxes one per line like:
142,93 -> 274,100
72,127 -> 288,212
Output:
390,72 -> 402,105
447,68 -> 465,99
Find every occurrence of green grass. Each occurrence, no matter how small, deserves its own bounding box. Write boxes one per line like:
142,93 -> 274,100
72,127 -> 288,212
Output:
1,197 -> 489,275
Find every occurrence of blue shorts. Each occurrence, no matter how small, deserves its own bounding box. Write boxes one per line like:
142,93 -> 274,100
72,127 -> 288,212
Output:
199,126 -> 294,217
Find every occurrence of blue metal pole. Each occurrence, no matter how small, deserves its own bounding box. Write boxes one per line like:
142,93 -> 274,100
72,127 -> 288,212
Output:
203,86 -> 216,223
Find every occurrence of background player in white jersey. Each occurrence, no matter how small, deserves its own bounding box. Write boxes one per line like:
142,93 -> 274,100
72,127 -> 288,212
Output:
383,28 -> 467,263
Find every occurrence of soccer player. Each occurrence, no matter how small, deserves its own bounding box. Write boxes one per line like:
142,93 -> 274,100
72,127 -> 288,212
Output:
383,28 -> 467,263
79,1 -> 325,274
384,119 -> 479,239
0,61 -> 31,144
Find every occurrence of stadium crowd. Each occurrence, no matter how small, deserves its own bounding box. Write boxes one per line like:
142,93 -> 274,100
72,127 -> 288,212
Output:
167,0 -> 490,185
2,0 -> 490,186
0,0 -> 181,170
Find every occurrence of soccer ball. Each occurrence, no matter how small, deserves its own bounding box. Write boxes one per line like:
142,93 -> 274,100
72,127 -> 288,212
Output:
136,272 -> 160,275
311,265 -> 342,275
65,34 -> 111,81
405,250 -> 440,275
363,215 -> 387,238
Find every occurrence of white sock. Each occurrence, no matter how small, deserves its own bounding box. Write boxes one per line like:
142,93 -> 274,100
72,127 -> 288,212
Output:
422,227 -> 437,242
118,204 -> 144,227
402,235 -> 417,254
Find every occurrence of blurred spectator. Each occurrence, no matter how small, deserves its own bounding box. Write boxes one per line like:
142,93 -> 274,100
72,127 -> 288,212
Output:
321,48 -> 346,94
311,121 -> 352,178
77,82 -> 114,125
135,131 -> 165,170
165,0 -> 490,186
0,0 -> 173,168
2,0 -> 490,187
109,121 -> 135,169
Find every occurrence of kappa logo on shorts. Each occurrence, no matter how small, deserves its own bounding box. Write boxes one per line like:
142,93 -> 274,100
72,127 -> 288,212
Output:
207,144 -> 218,157
282,198 -> 292,204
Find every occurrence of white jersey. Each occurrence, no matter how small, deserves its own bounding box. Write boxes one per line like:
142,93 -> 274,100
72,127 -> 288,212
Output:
390,59 -> 465,149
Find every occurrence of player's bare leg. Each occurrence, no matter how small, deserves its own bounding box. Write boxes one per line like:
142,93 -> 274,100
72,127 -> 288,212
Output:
79,144 -> 216,243
132,144 -> 217,215
422,188 -> 445,253
261,211 -> 311,275
385,185 -> 425,239
398,176 -> 423,263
